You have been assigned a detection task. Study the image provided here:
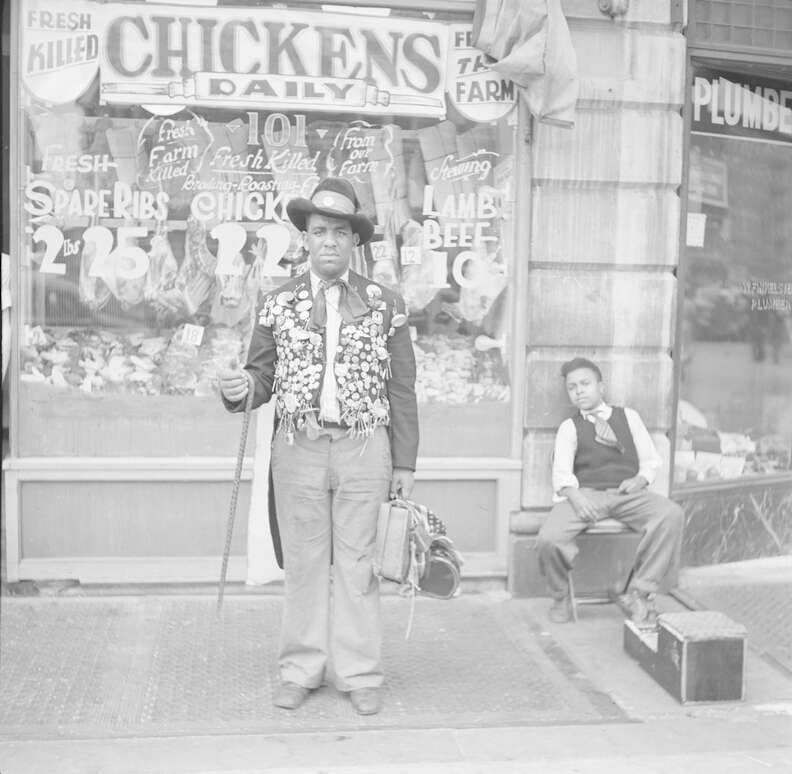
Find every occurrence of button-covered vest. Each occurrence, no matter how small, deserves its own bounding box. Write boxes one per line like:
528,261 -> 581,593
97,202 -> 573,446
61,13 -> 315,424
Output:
572,407 -> 639,490
257,273 -> 403,441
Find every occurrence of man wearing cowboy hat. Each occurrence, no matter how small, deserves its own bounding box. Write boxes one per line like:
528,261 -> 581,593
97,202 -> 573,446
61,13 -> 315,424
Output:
220,178 -> 419,716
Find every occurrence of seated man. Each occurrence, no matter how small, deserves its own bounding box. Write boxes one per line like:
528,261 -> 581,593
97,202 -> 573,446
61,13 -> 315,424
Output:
537,357 -> 684,624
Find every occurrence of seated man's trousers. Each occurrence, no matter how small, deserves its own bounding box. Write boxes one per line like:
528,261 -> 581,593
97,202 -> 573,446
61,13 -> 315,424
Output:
536,488 -> 684,600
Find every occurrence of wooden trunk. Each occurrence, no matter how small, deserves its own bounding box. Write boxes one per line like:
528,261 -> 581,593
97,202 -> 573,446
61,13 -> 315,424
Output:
624,611 -> 747,703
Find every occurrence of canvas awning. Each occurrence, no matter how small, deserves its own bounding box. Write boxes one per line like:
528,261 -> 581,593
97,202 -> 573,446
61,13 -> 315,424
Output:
472,0 -> 579,128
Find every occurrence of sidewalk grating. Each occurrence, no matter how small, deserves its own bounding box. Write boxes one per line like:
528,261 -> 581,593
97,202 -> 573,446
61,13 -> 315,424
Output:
682,582 -> 792,678
0,595 -> 627,739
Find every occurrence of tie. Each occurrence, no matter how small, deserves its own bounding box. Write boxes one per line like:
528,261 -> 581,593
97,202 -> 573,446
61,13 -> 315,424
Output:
309,278 -> 369,329
587,411 -> 624,454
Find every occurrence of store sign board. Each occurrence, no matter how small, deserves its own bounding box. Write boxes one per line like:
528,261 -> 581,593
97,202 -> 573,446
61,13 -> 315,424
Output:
692,68 -> 792,145
446,25 -> 517,123
23,2 -> 102,104
22,0 -> 448,118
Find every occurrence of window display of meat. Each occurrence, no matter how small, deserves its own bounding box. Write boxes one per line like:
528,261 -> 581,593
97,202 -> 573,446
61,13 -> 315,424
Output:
145,229 -> 179,313
370,123 -> 411,237
78,226 -> 113,312
103,236 -> 148,310
457,249 -> 507,326
17,325 -> 237,397
18,79 -> 514,420
413,333 -> 509,404
195,326 -> 245,398
159,325 -> 202,395
209,248 -> 255,329
105,124 -> 147,188
153,216 -> 217,324
399,219 -> 440,311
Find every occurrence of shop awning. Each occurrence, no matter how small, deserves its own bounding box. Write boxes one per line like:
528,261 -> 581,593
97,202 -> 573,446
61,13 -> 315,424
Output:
472,0 -> 578,128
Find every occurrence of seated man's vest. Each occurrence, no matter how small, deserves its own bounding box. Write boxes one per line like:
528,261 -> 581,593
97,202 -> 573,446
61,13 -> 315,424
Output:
572,407 -> 639,490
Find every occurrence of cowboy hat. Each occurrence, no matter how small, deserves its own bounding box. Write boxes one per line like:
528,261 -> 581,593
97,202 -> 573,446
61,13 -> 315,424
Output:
286,178 -> 374,245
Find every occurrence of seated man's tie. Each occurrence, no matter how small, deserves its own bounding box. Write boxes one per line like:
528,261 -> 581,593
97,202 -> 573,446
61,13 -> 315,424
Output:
588,411 -> 625,453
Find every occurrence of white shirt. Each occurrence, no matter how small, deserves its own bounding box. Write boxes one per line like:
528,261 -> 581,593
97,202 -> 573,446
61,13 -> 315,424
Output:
551,402 -> 661,499
311,269 -> 348,423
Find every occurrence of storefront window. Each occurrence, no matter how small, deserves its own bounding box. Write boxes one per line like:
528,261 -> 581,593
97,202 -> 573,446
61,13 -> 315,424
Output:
675,65 -> 792,485
16,1 -> 516,457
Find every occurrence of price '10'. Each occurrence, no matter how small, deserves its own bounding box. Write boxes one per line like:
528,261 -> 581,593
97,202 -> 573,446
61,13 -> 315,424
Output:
32,222 -> 292,278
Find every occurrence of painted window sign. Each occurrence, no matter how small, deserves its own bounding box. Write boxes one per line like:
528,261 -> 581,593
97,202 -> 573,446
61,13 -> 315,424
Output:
23,5 -> 517,120
25,5 -> 444,116
692,67 -> 792,145
446,25 -> 517,124
18,1 -> 515,413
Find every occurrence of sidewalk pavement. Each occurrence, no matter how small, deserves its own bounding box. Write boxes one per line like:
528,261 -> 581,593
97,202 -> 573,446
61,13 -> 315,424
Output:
1,565 -> 791,774
678,557 -> 792,676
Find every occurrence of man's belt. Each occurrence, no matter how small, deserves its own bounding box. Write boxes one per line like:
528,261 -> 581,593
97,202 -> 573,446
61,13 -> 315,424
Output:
318,420 -> 347,429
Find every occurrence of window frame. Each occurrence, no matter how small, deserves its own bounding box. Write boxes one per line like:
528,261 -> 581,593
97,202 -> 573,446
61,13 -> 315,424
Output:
671,7 -> 792,493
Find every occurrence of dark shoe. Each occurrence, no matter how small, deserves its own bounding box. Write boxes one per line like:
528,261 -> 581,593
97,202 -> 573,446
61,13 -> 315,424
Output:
548,596 -> 573,624
619,589 -> 658,627
273,682 -> 310,710
349,687 -> 382,716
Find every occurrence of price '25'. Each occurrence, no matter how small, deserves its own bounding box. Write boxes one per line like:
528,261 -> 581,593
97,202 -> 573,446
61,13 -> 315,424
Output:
33,224 -> 153,280
33,222 -> 292,278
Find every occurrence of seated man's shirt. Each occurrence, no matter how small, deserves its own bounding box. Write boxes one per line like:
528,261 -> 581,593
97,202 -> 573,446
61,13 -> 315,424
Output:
552,403 -> 661,500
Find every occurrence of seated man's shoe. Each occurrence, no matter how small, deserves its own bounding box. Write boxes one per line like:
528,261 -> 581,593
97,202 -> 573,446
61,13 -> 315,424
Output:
619,589 -> 658,627
349,687 -> 383,716
548,596 -> 573,624
273,682 -> 311,710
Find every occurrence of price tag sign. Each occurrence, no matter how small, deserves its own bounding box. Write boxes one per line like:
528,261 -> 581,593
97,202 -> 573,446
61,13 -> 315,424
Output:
370,240 -> 395,262
686,213 -> 707,248
181,324 -> 205,346
400,245 -> 422,266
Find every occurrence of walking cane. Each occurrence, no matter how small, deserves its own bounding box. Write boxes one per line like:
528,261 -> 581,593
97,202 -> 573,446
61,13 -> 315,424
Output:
217,376 -> 255,613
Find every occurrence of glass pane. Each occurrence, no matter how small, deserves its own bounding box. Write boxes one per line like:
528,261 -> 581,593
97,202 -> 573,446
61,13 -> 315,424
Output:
16,1 -> 515,457
676,67 -> 792,485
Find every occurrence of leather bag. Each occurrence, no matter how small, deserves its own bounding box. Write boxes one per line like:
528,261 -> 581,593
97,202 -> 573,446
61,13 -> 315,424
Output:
420,536 -> 464,600
373,498 -> 464,637
373,498 -> 462,596
373,499 -> 430,586
373,500 -> 413,584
